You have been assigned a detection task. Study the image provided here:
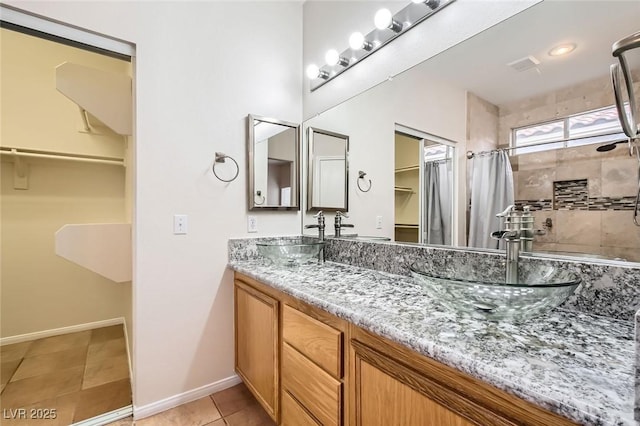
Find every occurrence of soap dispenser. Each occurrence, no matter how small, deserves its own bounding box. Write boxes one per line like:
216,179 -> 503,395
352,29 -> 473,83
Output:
520,206 -> 534,252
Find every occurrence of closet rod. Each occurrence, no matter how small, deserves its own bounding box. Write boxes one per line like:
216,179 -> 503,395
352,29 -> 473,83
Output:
0,148 -> 125,166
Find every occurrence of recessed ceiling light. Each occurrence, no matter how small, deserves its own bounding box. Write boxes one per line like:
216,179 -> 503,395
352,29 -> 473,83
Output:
548,43 -> 576,57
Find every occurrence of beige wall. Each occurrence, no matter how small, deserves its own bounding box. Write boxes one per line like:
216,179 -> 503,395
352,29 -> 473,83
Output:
5,1 -> 304,414
303,66 -> 467,245
1,159 -> 128,337
1,28 -> 131,339
0,28 -> 129,158
498,74 -> 640,261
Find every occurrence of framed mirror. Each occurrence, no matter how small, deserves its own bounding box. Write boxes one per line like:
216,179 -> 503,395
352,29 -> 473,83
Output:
307,127 -> 349,211
247,114 -> 300,210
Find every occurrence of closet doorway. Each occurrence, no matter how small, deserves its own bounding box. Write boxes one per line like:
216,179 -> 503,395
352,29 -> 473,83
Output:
0,8 -> 135,425
394,126 -> 456,245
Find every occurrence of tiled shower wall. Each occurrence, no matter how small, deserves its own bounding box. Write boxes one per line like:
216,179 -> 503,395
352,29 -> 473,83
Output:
497,73 -> 640,262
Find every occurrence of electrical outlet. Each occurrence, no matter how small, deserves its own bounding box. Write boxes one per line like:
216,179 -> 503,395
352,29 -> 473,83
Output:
173,214 -> 188,234
376,215 -> 383,229
247,215 -> 258,233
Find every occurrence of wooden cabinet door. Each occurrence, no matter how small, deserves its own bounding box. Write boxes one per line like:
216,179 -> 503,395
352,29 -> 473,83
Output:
234,280 -> 279,422
351,339 -> 505,426
356,359 -> 475,426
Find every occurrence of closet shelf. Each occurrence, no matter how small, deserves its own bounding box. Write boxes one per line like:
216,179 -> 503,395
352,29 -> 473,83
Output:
395,224 -> 419,229
395,165 -> 419,173
55,223 -> 131,283
56,62 -> 132,136
394,186 -> 415,194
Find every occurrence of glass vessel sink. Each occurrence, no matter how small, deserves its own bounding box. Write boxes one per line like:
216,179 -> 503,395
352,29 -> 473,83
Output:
256,237 -> 324,266
409,260 -> 581,322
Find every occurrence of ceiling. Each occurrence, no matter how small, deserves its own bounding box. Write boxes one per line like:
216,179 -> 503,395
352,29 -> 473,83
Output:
415,1 -> 640,106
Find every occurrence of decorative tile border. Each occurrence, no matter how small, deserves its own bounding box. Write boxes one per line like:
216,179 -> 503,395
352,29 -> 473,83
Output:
554,179 -> 589,210
514,199 -> 553,211
588,196 -> 637,211
517,181 -> 637,211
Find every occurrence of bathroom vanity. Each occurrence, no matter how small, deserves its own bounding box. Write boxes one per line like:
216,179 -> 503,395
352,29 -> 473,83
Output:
229,238 -> 635,425
234,271 -> 580,426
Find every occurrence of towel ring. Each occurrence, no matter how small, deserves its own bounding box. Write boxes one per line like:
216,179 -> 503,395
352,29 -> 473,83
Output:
212,152 -> 239,183
357,170 -> 372,192
255,190 -> 266,205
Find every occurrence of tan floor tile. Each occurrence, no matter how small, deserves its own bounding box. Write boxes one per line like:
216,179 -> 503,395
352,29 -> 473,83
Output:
86,338 -> 127,363
82,353 -> 130,389
211,383 -> 257,417
224,403 -> 275,426
0,366 -> 84,410
90,325 -> 125,345
2,359 -> 22,386
11,346 -> 88,382
0,392 -> 78,426
136,397 -> 222,426
26,331 -> 91,357
73,378 -> 132,422
1,341 -> 33,362
206,420 -> 226,426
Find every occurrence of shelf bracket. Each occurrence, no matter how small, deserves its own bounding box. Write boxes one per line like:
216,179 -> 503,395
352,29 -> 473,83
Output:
79,106 -> 92,133
11,149 -> 29,190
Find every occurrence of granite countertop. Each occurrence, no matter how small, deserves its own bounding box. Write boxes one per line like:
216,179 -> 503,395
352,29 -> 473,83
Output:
228,259 -> 635,426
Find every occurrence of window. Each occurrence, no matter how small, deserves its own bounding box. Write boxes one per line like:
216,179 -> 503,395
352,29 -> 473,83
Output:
511,105 -> 627,155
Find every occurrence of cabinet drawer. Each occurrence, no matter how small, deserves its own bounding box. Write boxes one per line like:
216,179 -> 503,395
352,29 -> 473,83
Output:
282,390 -> 321,426
282,342 -> 341,426
283,304 -> 343,378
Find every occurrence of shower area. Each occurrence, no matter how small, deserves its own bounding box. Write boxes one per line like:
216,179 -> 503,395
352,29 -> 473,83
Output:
394,130 -> 454,244
465,68 -> 640,262
1,19 -> 133,424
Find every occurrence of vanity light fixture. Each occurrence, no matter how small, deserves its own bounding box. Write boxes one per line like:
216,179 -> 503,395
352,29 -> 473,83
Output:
349,32 -> 373,51
375,8 -> 403,33
412,0 -> 441,10
306,64 -> 329,80
548,43 -> 576,57
325,49 -> 350,67
307,0 -> 456,91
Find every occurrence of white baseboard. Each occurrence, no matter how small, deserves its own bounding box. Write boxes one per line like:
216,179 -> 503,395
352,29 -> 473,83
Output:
71,405 -> 133,426
0,317 -> 125,346
133,375 -> 242,420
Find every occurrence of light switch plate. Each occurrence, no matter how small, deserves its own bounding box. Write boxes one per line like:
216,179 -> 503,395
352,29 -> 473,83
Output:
247,216 -> 258,233
174,214 -> 188,234
376,215 -> 383,229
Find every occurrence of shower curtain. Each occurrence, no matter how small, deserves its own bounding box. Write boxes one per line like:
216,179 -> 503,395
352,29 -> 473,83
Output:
468,151 -> 515,249
424,160 -> 452,245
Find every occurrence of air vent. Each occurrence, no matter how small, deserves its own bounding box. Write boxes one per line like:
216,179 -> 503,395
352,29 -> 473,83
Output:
507,55 -> 541,72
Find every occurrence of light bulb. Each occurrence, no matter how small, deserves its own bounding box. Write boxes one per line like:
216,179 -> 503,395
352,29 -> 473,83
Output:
374,8 -> 393,30
349,32 -> 365,50
306,64 -> 320,79
325,49 -> 340,66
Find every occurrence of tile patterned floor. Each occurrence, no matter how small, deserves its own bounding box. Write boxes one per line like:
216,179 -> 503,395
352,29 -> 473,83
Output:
107,383 -> 275,426
1,325 -> 132,425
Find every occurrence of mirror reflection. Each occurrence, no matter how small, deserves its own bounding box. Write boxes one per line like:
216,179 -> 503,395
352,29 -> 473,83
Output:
394,131 -> 455,245
247,115 -> 300,210
307,127 -> 348,211
302,1 -> 640,264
